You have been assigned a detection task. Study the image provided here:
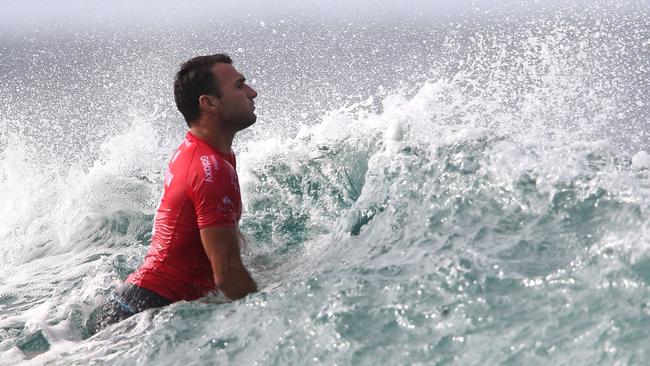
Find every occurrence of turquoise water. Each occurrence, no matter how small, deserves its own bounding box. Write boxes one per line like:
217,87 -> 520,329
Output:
1,4 -> 650,365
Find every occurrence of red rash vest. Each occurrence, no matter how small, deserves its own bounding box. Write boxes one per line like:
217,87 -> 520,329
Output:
127,132 -> 242,302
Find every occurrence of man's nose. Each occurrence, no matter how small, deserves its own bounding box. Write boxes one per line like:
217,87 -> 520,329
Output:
247,86 -> 257,99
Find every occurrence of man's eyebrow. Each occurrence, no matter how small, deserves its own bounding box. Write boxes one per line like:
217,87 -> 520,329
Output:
235,75 -> 246,84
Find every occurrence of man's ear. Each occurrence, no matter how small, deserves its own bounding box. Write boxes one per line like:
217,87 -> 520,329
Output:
198,95 -> 220,114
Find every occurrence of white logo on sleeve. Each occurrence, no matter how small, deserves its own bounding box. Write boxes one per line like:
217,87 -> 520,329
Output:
200,155 -> 214,183
221,196 -> 235,213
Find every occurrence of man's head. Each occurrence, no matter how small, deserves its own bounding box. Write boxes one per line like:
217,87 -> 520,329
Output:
174,54 -> 257,130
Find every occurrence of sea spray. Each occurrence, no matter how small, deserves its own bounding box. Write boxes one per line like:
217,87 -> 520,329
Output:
1,5 -> 649,365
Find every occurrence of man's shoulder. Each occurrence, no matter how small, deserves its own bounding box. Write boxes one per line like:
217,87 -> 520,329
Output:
182,149 -> 236,187
171,138 -> 218,167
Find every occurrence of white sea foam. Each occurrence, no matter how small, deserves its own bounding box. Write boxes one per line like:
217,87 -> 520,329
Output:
1,6 -> 649,365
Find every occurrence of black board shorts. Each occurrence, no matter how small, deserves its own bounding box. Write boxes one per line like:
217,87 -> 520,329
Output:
87,283 -> 171,335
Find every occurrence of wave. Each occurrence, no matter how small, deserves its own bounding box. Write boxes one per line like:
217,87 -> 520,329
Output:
1,7 -> 649,364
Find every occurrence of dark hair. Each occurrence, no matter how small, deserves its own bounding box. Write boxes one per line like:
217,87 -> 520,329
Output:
173,54 -> 233,126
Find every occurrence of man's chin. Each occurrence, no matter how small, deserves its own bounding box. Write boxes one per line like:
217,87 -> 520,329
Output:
247,113 -> 257,125
238,115 -> 257,131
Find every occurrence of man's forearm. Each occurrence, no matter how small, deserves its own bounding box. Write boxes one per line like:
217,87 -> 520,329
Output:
215,265 -> 257,300
201,226 -> 257,300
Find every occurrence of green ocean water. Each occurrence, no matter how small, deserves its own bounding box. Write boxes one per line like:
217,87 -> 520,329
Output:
1,4 -> 650,365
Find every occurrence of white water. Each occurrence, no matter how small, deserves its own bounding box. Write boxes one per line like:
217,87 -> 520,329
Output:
1,4 -> 650,365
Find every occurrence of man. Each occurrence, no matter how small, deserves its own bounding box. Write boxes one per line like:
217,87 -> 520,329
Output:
90,54 -> 258,333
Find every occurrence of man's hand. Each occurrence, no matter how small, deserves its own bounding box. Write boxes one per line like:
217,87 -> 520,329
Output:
200,226 -> 257,300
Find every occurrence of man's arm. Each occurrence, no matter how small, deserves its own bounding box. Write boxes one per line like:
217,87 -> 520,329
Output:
200,226 -> 257,300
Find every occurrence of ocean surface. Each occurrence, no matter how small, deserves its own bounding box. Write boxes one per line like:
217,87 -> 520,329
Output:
1,2 -> 649,365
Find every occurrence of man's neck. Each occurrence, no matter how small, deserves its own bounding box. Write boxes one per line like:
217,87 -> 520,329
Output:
189,121 -> 235,155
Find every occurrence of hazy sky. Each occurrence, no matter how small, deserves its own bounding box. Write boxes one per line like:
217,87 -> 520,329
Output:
4,0 -> 641,30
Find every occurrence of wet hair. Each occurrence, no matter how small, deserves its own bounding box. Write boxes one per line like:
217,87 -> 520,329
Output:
173,54 -> 233,126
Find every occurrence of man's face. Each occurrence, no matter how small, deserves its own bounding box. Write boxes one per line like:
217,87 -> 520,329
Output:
211,63 -> 258,131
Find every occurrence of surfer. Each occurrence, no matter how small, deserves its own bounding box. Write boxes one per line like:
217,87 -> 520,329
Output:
89,54 -> 258,334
